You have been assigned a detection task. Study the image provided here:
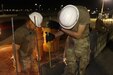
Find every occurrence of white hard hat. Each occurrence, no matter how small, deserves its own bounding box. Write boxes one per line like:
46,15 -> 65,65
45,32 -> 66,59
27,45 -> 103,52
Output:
29,12 -> 43,27
59,5 -> 79,29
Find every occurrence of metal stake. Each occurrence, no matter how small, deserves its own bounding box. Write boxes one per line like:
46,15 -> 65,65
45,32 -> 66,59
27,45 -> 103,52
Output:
11,17 -> 18,75
34,16 -> 41,75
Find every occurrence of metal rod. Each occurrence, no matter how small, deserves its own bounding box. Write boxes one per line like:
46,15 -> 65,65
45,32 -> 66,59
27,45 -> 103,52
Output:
46,25 -> 52,68
11,17 -> 18,75
34,16 -> 41,75
48,40 -> 52,68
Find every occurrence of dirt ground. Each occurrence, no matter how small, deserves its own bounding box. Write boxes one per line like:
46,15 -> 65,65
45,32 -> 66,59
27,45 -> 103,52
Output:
0,45 -> 16,75
0,45 -> 64,75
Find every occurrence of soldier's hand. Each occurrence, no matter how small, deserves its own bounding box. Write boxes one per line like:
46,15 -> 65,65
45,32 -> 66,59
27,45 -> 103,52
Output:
45,32 -> 55,42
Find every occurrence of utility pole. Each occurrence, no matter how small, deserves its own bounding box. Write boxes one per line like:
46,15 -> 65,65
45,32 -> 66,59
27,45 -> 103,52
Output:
1,4 -> 4,14
101,0 -> 104,14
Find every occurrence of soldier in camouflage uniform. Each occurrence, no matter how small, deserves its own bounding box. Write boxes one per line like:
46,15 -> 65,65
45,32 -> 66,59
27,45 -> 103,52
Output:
0,12 -> 43,75
46,5 -> 90,75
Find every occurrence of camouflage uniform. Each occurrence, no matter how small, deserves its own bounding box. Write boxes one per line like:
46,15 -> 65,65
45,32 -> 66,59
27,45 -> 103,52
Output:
14,25 -> 39,74
63,6 -> 90,75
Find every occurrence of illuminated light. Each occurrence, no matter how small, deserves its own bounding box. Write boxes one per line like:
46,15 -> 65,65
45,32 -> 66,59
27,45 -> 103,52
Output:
103,0 -> 111,2
39,5 -> 41,11
88,9 -> 90,12
60,5 -> 64,9
103,18 -> 113,25
101,0 -> 111,14
42,27 -> 60,52
90,18 -> 113,26
42,27 -> 53,52
35,3 -> 37,6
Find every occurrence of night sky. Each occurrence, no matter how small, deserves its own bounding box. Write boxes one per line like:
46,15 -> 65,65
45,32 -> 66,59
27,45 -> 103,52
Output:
0,0 -> 113,9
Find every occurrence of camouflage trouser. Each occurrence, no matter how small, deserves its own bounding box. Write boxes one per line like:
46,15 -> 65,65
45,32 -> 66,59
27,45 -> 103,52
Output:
20,56 -> 39,74
63,38 -> 90,75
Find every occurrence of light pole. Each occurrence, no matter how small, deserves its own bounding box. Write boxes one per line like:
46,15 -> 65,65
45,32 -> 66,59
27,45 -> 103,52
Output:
39,5 -> 41,11
101,0 -> 104,14
99,0 -> 111,19
35,3 -> 38,11
60,5 -> 63,9
1,4 -> 4,14
101,0 -> 110,14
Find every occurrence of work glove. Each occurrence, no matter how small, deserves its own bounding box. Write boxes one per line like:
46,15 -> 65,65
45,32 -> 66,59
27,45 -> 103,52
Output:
45,32 -> 55,42
47,20 -> 61,30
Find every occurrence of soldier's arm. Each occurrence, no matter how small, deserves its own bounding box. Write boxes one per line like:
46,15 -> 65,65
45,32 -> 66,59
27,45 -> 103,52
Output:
61,24 -> 86,39
54,30 -> 64,38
